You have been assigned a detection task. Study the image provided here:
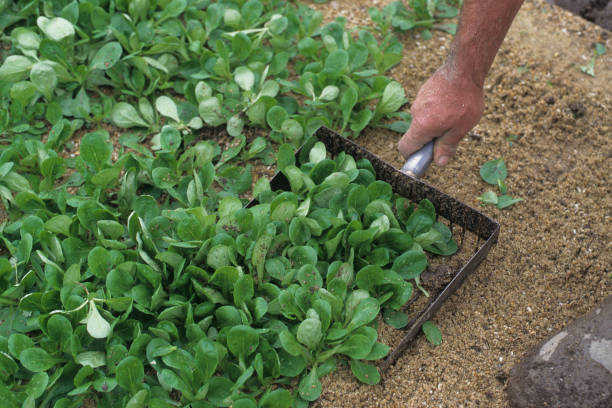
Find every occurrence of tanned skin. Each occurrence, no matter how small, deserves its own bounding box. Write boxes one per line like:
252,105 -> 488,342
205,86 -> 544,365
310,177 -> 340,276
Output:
398,0 -> 525,166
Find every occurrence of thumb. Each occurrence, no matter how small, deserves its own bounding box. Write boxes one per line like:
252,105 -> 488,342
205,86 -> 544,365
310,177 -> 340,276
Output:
433,129 -> 463,166
398,121 -> 443,160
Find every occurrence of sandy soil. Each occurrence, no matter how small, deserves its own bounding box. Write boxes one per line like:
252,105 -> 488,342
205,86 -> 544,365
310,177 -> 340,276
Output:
306,0 -> 612,406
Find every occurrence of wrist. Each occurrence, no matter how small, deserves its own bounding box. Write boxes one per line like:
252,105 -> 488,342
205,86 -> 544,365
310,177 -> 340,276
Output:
439,60 -> 485,92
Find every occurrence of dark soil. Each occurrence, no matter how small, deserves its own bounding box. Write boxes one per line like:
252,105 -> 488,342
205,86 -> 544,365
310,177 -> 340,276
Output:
551,0 -> 612,30
309,0 -> 612,406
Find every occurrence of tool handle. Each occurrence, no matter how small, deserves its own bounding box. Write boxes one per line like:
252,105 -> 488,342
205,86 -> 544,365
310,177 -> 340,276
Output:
400,140 -> 434,178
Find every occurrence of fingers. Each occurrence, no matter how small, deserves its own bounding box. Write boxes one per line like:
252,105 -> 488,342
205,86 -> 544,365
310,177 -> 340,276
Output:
397,119 -> 446,160
433,128 -> 464,166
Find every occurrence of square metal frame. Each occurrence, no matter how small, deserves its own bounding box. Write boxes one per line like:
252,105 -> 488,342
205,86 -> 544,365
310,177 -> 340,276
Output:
248,127 -> 500,370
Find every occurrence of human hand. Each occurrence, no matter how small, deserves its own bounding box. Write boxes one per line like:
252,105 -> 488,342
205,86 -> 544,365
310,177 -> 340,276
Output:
398,64 -> 485,166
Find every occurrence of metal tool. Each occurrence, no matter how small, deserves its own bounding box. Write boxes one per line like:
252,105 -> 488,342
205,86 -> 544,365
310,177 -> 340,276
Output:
244,126 -> 500,372
400,139 -> 434,178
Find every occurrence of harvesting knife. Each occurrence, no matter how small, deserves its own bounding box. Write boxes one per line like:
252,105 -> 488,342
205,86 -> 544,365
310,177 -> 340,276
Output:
400,139 -> 434,178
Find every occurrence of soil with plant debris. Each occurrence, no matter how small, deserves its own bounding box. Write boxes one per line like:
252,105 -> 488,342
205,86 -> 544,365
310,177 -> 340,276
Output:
307,0 -> 612,406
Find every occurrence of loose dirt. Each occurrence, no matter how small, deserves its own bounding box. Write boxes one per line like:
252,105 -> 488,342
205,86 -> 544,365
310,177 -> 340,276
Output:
551,0 -> 612,31
307,0 -> 612,406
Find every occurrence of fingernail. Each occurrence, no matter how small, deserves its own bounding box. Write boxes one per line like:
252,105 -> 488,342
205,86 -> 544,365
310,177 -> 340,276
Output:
437,155 -> 449,166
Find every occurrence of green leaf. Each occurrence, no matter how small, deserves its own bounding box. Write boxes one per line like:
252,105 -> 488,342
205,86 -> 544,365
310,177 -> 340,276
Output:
80,130 -> 111,171
266,106 -> 288,131
296,311 -> 322,350
217,165 -> 252,194
10,81 -> 37,106
199,97 -> 225,126
30,62 -> 57,100
496,195 -> 523,209
383,309 -> 409,329
347,297 -> 379,332
224,8 -> 242,28
405,210 -> 434,235
12,28 -> 41,51
227,325 -> 259,357
349,359 -> 380,385
160,0 -> 187,21
8,334 -> 35,358
47,314 -> 72,344
116,356 -> 144,393
580,57 -> 595,77
323,49 -> 349,75
155,96 -> 180,123
90,42 -> 122,70
76,351 -> 106,368
152,167 -> 178,189
392,250 -> 427,279
338,334 -> 373,359
90,166 -> 119,186
260,389 -> 293,408
0,55 -> 33,82
234,274 -> 254,306
365,342 -> 390,360
350,109 -> 372,133
227,114 -> 244,137
19,348 -> 61,372
277,144 -> 296,171
159,126 -> 181,152
159,369 -> 192,396
479,158 -> 507,184
422,321 -> 442,345
497,179 -> 507,194
232,33 -> 252,61
374,81 -> 405,120
309,142 -> 327,164
195,338 -> 218,380
340,86 -> 358,127
86,301 -> 111,339
477,190 -> 498,205
279,330 -> 304,357
268,14 -> 288,35
298,368 -> 322,401
125,389 -> 149,408
207,376 -> 233,406
111,102 -> 149,128
194,81 -> 212,103
319,85 -> 339,101
234,66 -> 255,91
355,265 -> 384,293
281,119 -> 304,144
37,17 -> 75,41
26,371 -> 49,398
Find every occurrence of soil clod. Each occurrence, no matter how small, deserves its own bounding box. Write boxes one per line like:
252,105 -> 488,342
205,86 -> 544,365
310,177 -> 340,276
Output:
568,102 -> 587,118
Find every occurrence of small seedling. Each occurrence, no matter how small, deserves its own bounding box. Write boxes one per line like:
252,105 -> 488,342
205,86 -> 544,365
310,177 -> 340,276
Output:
506,134 -> 518,146
580,42 -> 606,77
478,157 -> 522,209
422,321 -> 443,345
370,0 -> 460,37
516,65 -> 529,73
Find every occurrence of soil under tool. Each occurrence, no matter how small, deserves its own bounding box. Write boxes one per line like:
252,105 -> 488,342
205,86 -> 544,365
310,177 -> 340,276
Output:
250,127 -> 500,372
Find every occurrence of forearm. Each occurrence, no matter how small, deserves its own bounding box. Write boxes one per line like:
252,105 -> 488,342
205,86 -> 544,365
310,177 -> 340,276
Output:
445,0 -> 524,88
397,0 -> 525,164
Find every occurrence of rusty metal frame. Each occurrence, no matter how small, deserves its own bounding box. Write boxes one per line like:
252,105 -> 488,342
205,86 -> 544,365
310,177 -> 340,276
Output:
249,126 -> 500,371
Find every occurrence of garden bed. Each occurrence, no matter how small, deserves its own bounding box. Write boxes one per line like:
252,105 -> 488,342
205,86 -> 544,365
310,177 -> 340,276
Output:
0,0 -> 609,406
